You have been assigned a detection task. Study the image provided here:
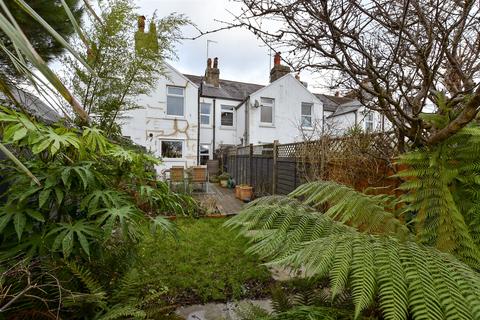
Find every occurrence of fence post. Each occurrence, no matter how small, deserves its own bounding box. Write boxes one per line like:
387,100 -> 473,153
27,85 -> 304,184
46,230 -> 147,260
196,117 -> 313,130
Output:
272,140 -> 278,194
234,146 -> 238,183
249,143 -> 253,185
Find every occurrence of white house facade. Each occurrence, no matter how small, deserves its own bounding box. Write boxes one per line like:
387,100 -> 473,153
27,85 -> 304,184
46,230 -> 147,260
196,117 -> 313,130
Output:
118,63 -> 199,172
119,30 -> 390,172
237,73 -> 323,145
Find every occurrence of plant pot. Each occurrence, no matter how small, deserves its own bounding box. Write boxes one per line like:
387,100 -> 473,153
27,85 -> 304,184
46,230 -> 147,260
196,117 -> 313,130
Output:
239,186 -> 254,202
235,185 -> 241,199
220,179 -> 228,187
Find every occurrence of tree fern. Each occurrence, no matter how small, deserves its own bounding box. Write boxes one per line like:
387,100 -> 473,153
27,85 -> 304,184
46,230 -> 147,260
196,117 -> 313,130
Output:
226,190 -> 480,319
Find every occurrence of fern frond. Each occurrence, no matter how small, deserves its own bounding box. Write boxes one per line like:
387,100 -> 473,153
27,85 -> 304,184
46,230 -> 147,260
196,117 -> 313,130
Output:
228,197 -> 480,320
290,181 -> 409,237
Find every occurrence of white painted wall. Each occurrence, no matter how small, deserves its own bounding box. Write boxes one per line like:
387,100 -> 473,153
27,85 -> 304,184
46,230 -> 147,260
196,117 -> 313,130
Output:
198,96 -> 243,156
245,74 -> 323,145
327,106 -> 392,135
118,64 -> 199,174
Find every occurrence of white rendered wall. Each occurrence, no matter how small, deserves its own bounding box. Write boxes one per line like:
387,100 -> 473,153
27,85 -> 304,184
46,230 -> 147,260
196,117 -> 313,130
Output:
246,75 -> 323,145
119,65 -> 198,174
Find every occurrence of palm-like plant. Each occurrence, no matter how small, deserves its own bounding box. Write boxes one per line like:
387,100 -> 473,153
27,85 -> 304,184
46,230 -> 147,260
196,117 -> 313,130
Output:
226,125 -> 480,320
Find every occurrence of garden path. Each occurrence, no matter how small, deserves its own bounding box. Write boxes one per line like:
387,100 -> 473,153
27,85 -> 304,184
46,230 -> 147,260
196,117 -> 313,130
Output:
176,299 -> 272,320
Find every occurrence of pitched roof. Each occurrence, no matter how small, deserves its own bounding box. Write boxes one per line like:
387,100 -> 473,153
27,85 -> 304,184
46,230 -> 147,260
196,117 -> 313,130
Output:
314,93 -> 357,113
0,88 -> 62,123
183,74 -> 264,101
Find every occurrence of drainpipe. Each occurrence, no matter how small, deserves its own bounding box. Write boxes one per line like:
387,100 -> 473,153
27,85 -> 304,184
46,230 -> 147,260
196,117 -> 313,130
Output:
212,98 -> 216,156
197,81 -> 202,164
245,98 -> 250,145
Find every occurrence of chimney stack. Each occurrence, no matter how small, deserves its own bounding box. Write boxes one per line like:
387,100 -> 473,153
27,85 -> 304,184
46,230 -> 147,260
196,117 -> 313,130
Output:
270,52 -> 291,83
205,57 -> 220,87
135,15 -> 158,54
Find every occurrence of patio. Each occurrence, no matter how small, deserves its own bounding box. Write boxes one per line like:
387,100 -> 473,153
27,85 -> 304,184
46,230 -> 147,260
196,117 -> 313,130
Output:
193,183 -> 245,215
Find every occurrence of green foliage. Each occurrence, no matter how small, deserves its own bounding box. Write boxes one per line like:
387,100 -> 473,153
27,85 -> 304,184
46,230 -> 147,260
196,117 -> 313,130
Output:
227,126 -> 480,320
0,108 -> 197,317
0,0 -> 83,79
134,218 -> 273,304
65,0 -> 189,134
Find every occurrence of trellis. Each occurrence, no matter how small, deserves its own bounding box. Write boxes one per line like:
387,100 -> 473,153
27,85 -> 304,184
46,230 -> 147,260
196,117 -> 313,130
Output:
222,132 -> 399,196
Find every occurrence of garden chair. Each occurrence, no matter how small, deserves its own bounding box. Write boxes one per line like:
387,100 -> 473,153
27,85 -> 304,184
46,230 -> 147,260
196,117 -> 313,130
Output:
169,166 -> 186,192
190,165 -> 209,193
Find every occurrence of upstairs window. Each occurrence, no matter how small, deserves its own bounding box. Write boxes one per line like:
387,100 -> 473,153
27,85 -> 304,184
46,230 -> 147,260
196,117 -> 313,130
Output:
161,140 -> 183,158
200,102 -> 211,125
301,102 -> 313,128
365,112 -> 374,131
260,97 -> 274,124
166,86 -> 184,116
221,105 -> 234,127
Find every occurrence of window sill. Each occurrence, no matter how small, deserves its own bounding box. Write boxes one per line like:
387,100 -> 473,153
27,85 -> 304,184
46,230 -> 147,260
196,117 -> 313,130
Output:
301,126 -> 314,131
219,126 -> 235,130
164,115 -> 186,120
161,158 -> 185,161
259,124 -> 275,128
200,125 -> 213,129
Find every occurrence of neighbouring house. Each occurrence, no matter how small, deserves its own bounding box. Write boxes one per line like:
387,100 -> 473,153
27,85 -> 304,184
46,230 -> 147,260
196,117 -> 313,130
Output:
235,53 -> 323,146
316,93 -> 391,134
184,58 -> 263,164
0,87 -> 62,124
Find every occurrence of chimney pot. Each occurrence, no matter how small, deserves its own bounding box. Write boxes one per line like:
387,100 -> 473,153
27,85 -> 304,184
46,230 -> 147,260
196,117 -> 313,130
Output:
270,52 -> 291,83
207,58 -> 212,69
138,16 -> 146,32
295,73 -> 300,80
335,91 -> 340,97
213,57 -> 218,69
274,52 -> 281,66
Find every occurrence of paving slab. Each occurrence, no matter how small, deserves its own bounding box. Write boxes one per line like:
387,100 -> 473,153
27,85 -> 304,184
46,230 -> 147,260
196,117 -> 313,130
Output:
176,299 -> 272,320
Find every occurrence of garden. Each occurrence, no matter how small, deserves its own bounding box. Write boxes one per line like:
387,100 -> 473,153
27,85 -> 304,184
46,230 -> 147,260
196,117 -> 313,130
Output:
2,0 -> 480,320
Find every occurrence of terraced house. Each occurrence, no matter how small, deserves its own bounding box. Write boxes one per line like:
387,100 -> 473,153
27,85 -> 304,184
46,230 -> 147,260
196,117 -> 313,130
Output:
120,30 -> 386,172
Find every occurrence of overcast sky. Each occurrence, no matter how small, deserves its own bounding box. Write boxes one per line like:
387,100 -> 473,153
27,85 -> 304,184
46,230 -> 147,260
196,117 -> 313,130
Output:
135,0 -> 326,93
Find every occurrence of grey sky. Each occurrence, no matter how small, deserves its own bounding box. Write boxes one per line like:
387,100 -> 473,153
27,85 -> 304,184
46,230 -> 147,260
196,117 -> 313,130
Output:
135,0 -> 325,92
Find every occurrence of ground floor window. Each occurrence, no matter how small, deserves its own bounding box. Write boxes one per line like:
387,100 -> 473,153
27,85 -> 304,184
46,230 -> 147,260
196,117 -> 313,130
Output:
199,144 -> 211,165
161,140 -> 183,158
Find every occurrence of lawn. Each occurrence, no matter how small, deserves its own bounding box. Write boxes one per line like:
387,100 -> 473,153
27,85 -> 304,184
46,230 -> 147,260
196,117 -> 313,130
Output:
134,217 -> 274,305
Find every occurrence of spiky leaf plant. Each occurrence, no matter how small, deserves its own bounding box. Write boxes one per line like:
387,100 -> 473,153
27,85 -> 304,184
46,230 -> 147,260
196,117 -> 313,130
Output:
226,126 -> 480,320
0,108 -> 196,317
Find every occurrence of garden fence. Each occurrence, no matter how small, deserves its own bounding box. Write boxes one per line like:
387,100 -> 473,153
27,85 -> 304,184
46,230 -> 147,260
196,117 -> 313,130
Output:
220,132 -> 399,196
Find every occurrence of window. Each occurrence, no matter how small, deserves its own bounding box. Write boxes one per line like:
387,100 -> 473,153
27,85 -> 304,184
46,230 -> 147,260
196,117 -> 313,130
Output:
365,112 -> 374,131
200,102 -> 211,125
199,144 -> 211,165
166,86 -> 184,116
260,97 -> 274,124
161,140 -> 183,158
301,102 -> 313,127
221,105 -> 234,126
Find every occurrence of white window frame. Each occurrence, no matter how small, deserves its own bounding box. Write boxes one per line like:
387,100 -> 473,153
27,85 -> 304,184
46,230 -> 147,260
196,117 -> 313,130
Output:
260,97 -> 274,125
199,143 -> 212,163
301,102 -> 313,128
365,112 -> 374,131
166,85 -> 185,117
220,105 -> 235,128
200,102 -> 211,127
160,139 -> 184,159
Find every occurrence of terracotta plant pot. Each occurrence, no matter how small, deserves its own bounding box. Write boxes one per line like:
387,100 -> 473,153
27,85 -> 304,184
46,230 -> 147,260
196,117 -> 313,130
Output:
220,179 -> 228,187
239,186 -> 254,202
235,185 -> 241,199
